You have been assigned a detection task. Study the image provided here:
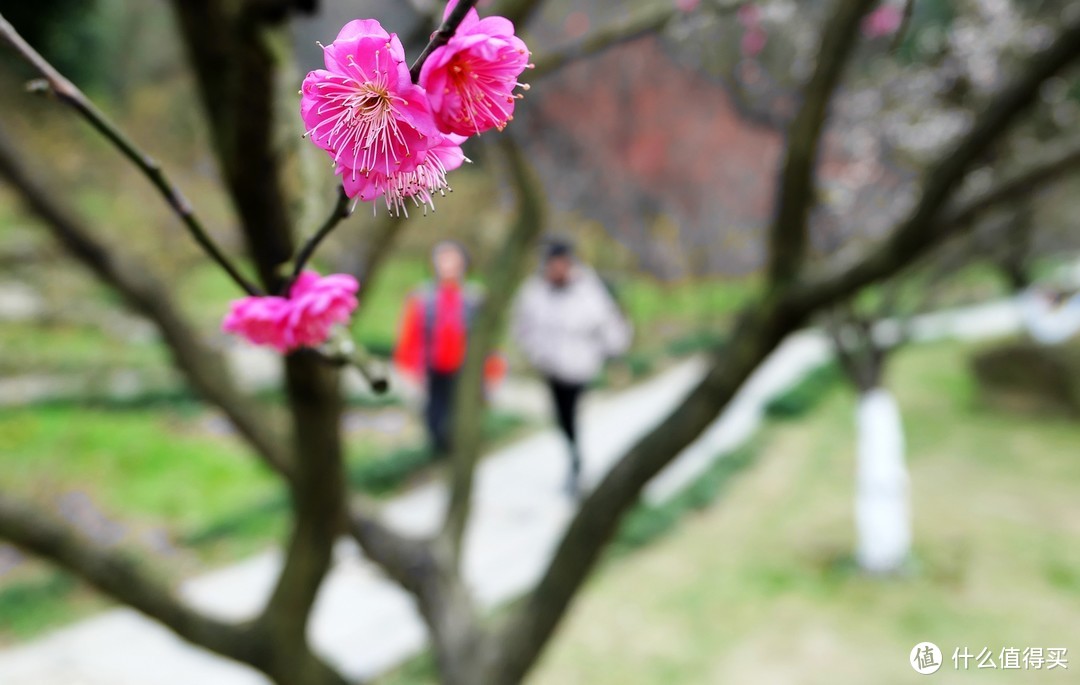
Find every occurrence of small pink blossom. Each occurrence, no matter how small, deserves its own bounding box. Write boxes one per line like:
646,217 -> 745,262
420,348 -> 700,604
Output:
222,296 -> 294,353
862,4 -> 903,39
419,0 -> 531,136
741,25 -> 768,58
222,272 -> 359,352
340,134 -> 469,215
675,0 -> 700,12
301,19 -> 439,178
284,271 -> 360,348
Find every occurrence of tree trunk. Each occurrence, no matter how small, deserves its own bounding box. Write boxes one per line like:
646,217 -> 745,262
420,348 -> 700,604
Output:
854,387 -> 910,573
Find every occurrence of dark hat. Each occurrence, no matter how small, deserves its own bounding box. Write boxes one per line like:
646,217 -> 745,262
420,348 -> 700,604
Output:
543,237 -> 574,261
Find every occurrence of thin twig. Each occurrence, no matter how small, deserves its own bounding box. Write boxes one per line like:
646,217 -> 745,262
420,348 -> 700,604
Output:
409,0 -> 481,83
890,0 -> 917,53
287,186 -> 352,290
310,343 -> 390,394
531,4 -> 676,78
0,13 -> 261,296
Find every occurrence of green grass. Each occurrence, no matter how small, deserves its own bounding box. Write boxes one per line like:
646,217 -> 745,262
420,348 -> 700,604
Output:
0,321 -> 168,376
0,402 -> 528,644
0,406 -> 280,532
524,341 -> 1080,685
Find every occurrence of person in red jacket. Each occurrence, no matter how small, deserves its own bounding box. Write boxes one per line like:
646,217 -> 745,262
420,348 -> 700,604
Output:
395,241 -> 504,457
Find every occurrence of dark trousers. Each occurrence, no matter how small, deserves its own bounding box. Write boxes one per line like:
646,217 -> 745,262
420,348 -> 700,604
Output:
426,370 -> 457,457
547,377 -> 585,477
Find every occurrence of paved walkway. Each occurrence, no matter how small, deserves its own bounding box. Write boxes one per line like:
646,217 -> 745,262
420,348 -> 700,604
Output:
0,299 -> 1027,685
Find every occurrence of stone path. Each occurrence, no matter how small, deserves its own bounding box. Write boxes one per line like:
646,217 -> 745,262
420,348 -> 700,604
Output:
0,298 -> 1028,685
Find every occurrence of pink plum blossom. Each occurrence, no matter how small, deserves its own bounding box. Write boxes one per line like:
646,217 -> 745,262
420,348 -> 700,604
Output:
340,133 -> 469,215
301,19 -> 439,178
284,271 -> 360,348
675,0 -> 700,12
741,25 -> 768,58
222,272 -> 359,352
862,4 -> 903,39
222,296 -> 294,352
419,0 -> 531,136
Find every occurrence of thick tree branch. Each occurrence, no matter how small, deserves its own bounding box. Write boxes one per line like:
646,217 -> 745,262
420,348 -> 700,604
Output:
0,129 -> 294,480
442,136 -> 546,563
169,3 -> 350,664
256,358 -> 345,655
0,12 -> 262,297
767,0 -> 877,285
0,493 -> 257,664
486,18 -> 1080,683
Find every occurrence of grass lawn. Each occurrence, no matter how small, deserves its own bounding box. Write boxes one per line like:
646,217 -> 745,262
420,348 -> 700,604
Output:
522,341 -> 1080,684
0,400 -> 528,643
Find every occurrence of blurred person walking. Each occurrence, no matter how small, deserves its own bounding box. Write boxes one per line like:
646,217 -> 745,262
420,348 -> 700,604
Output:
395,241 -> 503,458
512,240 -> 632,497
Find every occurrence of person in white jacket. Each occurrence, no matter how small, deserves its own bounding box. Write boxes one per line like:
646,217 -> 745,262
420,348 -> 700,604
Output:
512,240 -> 632,496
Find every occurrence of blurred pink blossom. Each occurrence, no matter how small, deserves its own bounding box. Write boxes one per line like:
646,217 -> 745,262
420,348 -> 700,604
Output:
862,4 -> 903,39
419,0 -> 531,136
675,0 -> 700,12
741,25 -> 768,58
222,296 -> 294,352
222,272 -> 359,352
737,3 -> 761,27
301,19 -> 438,178
285,271 -> 361,348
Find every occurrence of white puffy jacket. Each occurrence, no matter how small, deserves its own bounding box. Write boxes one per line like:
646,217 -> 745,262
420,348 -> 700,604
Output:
512,266 -> 632,384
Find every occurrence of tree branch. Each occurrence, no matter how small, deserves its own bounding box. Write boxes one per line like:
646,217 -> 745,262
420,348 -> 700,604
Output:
0,128 -> 294,480
441,135 -> 546,564
530,4 -> 676,79
288,186 -> 352,289
0,12 -> 262,297
767,0 -> 878,285
256,358 -> 345,649
410,0 -> 482,83
0,492 -> 257,664
793,18 -> 1080,314
169,0 -> 296,293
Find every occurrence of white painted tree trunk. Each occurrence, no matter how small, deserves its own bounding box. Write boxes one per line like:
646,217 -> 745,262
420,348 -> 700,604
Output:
1019,290 -> 1080,345
855,387 -> 911,573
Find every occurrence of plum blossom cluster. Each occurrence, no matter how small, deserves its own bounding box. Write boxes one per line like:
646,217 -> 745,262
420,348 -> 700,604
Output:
301,1 -> 531,215
222,271 -> 359,352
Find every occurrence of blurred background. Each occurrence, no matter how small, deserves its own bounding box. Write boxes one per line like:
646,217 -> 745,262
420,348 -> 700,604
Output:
1,0 -> 1079,683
